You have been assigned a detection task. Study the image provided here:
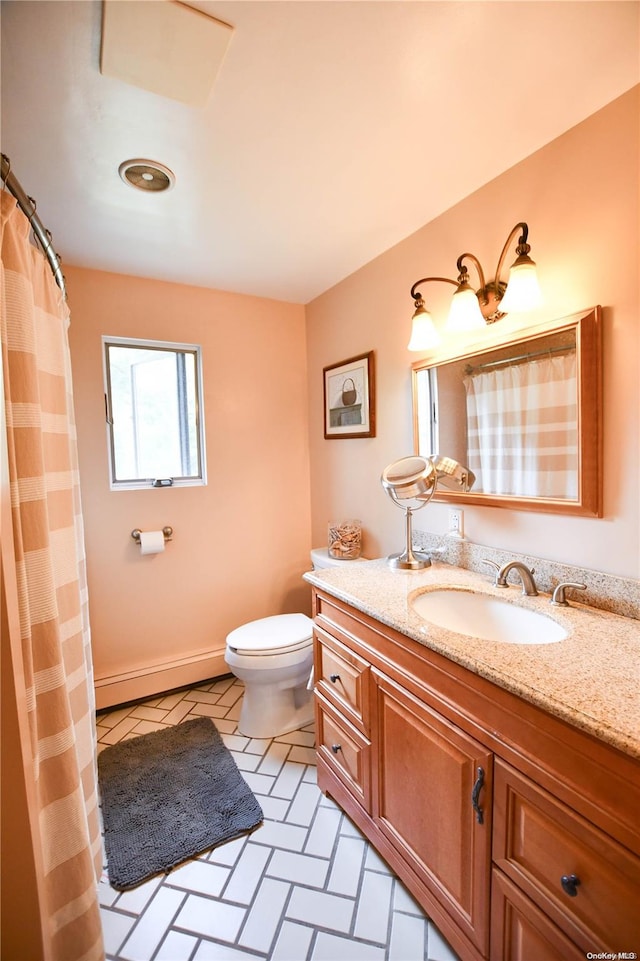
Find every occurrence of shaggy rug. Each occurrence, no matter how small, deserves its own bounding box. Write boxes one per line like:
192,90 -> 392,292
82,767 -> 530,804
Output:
98,715 -> 263,890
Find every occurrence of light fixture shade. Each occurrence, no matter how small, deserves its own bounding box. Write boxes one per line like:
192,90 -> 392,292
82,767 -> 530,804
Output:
498,260 -> 543,314
408,310 -> 441,351
446,286 -> 486,332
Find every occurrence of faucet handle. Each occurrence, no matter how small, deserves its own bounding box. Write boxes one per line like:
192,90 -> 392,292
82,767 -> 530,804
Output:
482,558 -> 500,573
551,582 -> 587,607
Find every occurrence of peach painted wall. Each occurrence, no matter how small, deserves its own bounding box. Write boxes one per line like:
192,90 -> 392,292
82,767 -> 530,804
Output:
66,268 -> 311,706
306,87 -> 639,579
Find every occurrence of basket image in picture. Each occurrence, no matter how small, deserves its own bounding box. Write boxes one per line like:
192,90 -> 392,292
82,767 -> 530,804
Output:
323,351 -> 376,439
341,378 -> 357,406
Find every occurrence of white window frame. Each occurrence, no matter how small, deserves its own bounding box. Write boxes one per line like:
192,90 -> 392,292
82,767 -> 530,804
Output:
102,335 -> 207,491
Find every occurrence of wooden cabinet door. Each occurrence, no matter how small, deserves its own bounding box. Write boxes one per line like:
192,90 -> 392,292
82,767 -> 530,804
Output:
372,670 -> 492,954
491,869 -> 585,961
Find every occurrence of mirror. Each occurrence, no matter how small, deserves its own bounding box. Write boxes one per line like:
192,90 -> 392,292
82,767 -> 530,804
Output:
411,307 -> 602,516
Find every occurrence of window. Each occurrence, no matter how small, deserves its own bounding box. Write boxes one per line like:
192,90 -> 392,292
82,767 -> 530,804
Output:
413,365 -> 438,458
103,337 -> 206,489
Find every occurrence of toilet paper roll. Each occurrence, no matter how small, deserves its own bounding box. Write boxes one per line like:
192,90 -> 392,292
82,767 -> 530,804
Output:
139,530 -> 165,555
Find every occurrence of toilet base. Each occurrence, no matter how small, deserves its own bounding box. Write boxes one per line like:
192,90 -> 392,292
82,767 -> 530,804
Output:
237,682 -> 314,739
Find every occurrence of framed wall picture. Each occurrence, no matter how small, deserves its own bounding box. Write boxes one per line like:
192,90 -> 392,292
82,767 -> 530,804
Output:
323,350 -> 375,439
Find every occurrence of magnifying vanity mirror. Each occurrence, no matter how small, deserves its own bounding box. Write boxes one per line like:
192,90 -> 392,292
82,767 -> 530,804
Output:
381,454 -> 474,569
411,306 -> 602,516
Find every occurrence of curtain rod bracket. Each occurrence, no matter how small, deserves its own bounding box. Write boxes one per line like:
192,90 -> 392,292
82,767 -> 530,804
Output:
1,153 -> 66,300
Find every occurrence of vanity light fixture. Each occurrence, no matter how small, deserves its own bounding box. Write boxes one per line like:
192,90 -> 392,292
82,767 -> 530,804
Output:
408,222 -> 543,351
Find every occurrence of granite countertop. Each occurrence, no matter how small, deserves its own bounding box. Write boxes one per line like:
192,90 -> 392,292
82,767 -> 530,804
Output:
304,559 -> 640,760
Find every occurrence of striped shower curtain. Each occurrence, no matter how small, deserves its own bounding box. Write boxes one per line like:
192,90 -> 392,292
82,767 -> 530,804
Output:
464,351 -> 578,498
1,191 -> 104,959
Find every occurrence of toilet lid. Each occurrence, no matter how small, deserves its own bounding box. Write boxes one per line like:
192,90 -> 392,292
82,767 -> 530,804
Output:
227,613 -> 314,656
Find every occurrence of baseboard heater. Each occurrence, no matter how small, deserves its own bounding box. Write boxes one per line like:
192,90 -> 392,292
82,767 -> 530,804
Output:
94,647 -> 228,711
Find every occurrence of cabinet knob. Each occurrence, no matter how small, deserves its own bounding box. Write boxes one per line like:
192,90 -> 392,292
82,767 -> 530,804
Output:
329,673 -> 341,683
331,743 -> 342,754
560,874 -> 580,897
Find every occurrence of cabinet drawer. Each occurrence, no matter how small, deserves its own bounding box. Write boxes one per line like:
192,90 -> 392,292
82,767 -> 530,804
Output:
315,692 -> 371,809
314,627 -> 370,733
494,759 -> 640,953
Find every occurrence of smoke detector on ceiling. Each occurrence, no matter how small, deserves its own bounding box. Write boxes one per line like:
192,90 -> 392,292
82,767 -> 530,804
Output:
118,159 -> 175,193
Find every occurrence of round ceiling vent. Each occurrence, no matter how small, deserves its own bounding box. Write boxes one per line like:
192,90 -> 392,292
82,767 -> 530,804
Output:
118,159 -> 175,192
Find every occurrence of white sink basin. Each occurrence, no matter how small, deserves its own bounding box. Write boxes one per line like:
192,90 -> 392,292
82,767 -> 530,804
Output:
411,589 -> 567,644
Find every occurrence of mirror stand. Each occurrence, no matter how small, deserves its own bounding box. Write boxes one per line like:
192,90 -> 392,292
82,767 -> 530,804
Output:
388,502 -> 431,570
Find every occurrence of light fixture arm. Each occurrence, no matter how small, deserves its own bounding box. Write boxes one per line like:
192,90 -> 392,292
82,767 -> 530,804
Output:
454,252 -> 487,301
455,223 -> 532,320
493,221 -> 530,292
410,275 -> 458,307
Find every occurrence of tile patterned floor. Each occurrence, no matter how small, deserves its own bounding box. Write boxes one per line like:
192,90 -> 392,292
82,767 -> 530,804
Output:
97,677 -> 461,961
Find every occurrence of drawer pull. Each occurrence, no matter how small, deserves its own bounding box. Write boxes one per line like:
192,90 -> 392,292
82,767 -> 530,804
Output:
331,743 -> 342,754
329,673 -> 341,683
471,766 -> 485,824
560,874 -> 581,897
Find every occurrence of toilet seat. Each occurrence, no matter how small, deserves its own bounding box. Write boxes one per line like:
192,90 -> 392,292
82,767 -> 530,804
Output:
226,613 -> 313,657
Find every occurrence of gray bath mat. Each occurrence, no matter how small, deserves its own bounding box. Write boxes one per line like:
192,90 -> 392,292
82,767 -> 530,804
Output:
98,715 -> 263,890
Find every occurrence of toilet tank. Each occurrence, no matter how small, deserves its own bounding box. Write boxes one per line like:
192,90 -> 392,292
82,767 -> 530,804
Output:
310,547 -> 369,570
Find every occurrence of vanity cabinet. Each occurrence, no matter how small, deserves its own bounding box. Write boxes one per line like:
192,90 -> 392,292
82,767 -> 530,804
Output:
312,588 -> 640,961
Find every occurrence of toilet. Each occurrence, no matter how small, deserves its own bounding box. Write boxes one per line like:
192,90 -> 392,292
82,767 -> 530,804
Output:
224,547 -> 368,738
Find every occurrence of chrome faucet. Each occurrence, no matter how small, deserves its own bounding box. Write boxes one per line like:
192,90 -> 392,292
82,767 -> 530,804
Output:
492,560 -> 539,596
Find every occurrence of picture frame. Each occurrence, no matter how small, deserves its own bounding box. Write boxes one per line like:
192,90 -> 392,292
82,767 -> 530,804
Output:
323,350 -> 376,439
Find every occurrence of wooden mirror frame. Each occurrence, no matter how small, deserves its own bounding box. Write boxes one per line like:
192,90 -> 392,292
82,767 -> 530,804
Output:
411,306 -> 602,516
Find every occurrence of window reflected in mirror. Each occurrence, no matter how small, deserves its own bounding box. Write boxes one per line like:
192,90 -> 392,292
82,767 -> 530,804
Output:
103,337 -> 206,489
411,307 -> 602,516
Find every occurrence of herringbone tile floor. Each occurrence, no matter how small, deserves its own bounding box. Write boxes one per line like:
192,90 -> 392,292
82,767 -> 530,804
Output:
97,677 -> 461,961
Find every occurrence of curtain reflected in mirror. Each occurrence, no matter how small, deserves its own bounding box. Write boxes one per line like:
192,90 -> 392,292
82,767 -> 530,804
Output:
465,337 -> 577,498
411,307 -> 602,516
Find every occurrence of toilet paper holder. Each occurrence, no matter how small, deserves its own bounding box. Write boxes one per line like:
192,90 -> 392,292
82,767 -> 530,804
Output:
131,526 -> 173,545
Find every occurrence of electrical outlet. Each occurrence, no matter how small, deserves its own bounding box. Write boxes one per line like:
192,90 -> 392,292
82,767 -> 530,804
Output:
448,508 -> 464,538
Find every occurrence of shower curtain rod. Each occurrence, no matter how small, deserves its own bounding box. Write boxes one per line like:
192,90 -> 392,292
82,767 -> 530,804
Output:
465,343 -> 575,375
1,153 -> 66,299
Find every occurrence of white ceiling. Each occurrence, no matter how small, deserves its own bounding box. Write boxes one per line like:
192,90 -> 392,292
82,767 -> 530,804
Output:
1,1 -> 639,304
